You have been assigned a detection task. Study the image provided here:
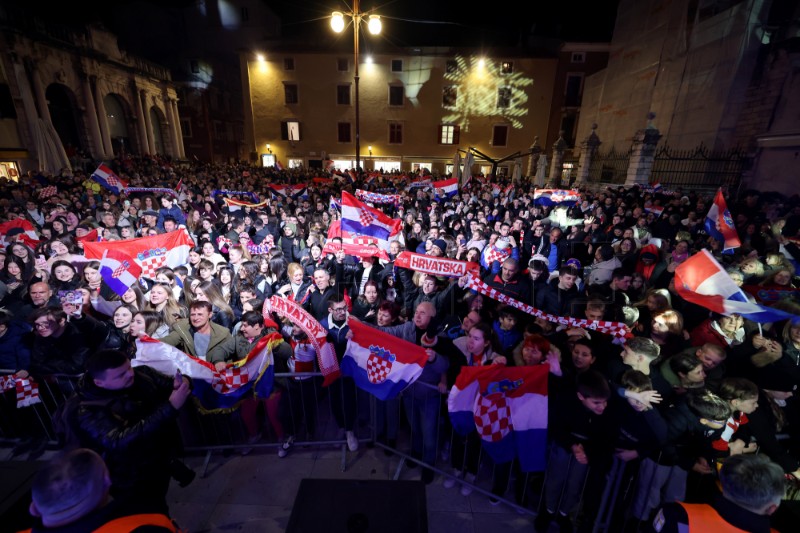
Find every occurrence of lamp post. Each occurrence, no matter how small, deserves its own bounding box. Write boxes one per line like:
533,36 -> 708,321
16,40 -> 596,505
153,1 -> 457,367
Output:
331,0 -> 381,172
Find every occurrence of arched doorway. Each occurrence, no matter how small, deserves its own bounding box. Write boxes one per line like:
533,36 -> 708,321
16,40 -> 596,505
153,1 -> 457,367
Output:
103,93 -> 132,156
149,106 -> 167,155
46,84 -> 82,156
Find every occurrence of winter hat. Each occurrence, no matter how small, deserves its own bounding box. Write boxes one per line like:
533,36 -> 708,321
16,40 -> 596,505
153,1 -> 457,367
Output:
432,239 -> 448,253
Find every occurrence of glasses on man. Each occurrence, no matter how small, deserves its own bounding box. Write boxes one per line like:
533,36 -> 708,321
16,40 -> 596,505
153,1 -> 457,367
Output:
33,320 -> 55,330
331,306 -> 348,313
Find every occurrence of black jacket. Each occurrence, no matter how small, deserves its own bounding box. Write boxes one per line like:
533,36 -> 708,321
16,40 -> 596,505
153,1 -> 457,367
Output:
25,323 -> 96,376
74,366 -> 182,496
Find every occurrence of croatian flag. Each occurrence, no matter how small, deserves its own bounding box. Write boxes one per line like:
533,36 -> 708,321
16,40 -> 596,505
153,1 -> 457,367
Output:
705,188 -> 741,253
99,249 -> 142,297
533,189 -> 580,206
433,177 -> 459,199
0,219 -> 39,246
645,205 -> 665,218
448,365 -> 548,472
341,319 -> 428,401
329,196 -> 341,212
341,191 -> 401,242
83,229 -> 194,279
675,250 -> 795,324
91,164 -> 128,194
133,334 -> 278,411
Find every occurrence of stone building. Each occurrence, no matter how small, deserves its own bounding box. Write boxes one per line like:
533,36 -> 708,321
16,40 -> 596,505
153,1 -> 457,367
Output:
573,0 -> 800,194
242,45 -> 559,176
0,13 -> 184,179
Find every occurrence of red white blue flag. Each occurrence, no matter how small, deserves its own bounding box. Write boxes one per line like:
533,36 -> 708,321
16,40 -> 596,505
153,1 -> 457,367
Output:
133,334 -> 278,412
432,177 -> 459,199
342,318 -> 428,401
705,188 -> 741,252
448,365 -> 549,472
675,250 -> 795,324
99,249 -> 142,297
83,229 -> 194,279
91,164 -> 128,194
0,219 -> 39,246
533,189 -> 580,206
341,191 -> 401,242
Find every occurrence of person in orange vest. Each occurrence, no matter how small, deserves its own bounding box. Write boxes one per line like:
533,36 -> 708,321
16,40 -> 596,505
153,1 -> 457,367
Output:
19,448 -> 181,532
648,453 -> 784,533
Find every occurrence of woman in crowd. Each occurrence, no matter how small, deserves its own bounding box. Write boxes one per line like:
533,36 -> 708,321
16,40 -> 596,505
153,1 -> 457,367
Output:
351,280 -> 383,323
195,280 -> 236,331
145,283 -> 186,327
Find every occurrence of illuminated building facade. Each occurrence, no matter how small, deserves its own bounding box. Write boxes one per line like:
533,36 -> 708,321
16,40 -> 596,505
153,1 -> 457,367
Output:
242,47 -> 559,175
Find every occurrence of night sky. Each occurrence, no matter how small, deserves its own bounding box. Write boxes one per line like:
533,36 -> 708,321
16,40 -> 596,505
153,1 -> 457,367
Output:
11,0 -> 620,49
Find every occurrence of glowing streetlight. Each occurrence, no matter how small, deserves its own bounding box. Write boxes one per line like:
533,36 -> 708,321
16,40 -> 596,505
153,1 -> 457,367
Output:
330,0 -> 381,171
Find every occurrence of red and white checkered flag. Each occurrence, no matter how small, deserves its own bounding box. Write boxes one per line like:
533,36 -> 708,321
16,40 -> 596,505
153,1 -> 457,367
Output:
0,374 -> 41,407
39,186 -> 58,199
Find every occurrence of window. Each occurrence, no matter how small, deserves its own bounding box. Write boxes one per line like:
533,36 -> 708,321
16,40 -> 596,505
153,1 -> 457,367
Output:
284,57 -> 295,71
446,60 -> 457,74
391,59 -> 403,72
288,159 -> 304,169
501,61 -> 513,74
281,121 -> 301,141
180,118 -> 192,138
497,87 -> 512,109
284,84 -> 298,104
561,114 -> 577,146
564,74 -> 583,107
439,125 -> 460,145
0,84 -> 17,119
442,86 -> 458,108
337,58 -> 348,71
492,125 -> 508,147
571,52 -> 586,63
389,122 -> 403,144
337,84 -> 351,105
389,86 -> 404,106
261,154 -> 276,167
337,122 -> 352,143
190,60 -> 200,74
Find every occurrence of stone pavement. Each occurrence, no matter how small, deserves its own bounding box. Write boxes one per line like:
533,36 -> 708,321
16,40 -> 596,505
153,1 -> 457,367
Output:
166,443 -> 539,533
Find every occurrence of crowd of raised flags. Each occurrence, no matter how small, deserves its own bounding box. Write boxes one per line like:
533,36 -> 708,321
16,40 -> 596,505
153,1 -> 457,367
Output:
2,155 -> 799,525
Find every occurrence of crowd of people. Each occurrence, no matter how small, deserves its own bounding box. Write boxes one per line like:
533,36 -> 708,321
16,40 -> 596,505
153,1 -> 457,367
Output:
2,154 -> 800,532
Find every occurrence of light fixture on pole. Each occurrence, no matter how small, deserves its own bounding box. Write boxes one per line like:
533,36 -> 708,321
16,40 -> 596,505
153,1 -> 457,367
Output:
330,0 -> 381,172
368,145 -> 372,156
266,143 -> 272,154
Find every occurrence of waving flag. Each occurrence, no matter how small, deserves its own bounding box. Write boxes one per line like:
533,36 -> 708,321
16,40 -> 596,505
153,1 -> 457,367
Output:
0,219 -> 39,246
448,365 -> 548,472
433,177 -> 459,200
38,185 -> 58,199
342,319 -> 428,401
76,229 -> 101,243
533,189 -> 580,206
675,250 -> 795,324
99,249 -> 142,297
91,164 -> 128,194
341,191 -> 401,242
705,189 -> 741,253
83,229 -> 194,279
645,205 -> 665,218
133,334 -> 278,412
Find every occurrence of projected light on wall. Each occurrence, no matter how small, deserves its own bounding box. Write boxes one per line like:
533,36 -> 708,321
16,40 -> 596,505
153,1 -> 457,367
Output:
442,55 -> 533,130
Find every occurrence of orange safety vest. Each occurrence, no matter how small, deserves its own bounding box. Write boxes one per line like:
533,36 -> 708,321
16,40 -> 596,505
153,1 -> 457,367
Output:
679,503 -> 777,533
19,512 -> 181,533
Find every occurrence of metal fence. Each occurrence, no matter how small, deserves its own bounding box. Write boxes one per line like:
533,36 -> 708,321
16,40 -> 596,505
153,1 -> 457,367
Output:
650,143 -> 748,191
1,369 -> 669,532
587,147 -> 632,184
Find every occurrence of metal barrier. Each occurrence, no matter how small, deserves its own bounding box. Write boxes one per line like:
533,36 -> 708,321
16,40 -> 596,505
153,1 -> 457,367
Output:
0,369 -> 667,530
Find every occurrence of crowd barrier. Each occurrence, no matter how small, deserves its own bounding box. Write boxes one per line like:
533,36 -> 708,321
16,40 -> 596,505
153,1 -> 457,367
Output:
0,369 -> 678,531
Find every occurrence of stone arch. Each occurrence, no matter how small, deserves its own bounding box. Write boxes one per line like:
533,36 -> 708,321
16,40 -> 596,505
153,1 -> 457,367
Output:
45,83 -> 83,154
149,105 -> 168,156
103,93 -> 134,156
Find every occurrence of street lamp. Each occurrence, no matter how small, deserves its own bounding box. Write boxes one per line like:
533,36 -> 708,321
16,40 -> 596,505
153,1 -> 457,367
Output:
330,0 -> 381,172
